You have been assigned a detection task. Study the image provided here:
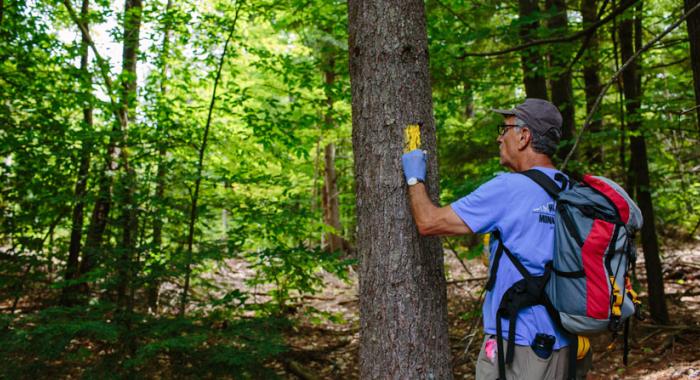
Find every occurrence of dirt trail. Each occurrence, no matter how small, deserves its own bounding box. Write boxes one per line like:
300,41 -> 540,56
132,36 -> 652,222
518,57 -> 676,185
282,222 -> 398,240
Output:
275,242 -> 700,379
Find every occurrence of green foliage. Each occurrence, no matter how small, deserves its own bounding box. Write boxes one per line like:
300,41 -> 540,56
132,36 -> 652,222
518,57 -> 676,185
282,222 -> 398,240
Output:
0,305 -> 119,378
128,316 -> 287,379
428,0 -> 700,247
245,247 -> 354,314
1,0 -> 698,376
0,304 -> 288,379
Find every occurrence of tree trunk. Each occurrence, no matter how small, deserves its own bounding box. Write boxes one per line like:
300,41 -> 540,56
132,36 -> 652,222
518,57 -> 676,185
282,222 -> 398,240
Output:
619,2 -> 669,324
519,0 -> 548,99
79,170 -> 112,284
321,56 -> 344,253
348,1 -> 453,378
611,0 -> 628,188
463,81 -> 474,120
115,0 -> 142,312
546,0 -> 575,161
180,3 -> 242,316
685,0 -> 700,129
147,0 -> 174,313
78,15 -> 128,293
61,0 -> 92,306
582,0 -> 604,163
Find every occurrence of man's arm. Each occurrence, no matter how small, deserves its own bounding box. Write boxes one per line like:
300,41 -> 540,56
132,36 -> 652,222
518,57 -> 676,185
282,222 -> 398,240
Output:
407,183 -> 472,236
402,149 -> 473,236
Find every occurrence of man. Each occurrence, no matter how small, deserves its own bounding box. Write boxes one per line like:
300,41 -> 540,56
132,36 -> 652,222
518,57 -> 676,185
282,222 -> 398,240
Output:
402,98 -> 586,379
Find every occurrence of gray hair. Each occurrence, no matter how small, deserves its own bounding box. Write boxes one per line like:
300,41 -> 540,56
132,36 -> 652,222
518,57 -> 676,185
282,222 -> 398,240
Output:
516,117 -> 560,157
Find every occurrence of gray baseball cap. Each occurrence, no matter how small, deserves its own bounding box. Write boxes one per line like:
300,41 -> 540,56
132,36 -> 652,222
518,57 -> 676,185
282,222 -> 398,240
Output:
492,98 -> 562,140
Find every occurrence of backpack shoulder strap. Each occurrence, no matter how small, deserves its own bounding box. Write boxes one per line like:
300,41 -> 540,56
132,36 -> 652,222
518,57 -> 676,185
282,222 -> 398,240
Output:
485,231 -> 534,292
519,169 -> 566,198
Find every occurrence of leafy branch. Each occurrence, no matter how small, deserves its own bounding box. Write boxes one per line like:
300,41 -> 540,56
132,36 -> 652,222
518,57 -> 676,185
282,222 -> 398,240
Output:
561,0 -> 700,170
458,0 -> 638,58
180,0 -> 245,316
61,0 -> 125,127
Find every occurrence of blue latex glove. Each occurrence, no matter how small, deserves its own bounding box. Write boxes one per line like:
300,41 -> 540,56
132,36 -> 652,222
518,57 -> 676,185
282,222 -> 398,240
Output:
401,149 -> 426,183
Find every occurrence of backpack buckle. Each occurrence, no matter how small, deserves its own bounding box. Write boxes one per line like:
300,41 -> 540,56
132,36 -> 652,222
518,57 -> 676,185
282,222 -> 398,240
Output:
608,317 -> 623,332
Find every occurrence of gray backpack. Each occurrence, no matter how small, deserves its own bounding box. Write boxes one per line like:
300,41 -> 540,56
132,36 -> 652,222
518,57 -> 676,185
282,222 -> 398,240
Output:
488,170 -> 643,380
536,172 -> 643,334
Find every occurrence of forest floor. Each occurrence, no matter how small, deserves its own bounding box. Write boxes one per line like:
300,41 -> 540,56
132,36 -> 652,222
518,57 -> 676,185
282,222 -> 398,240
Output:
272,241 -> 700,380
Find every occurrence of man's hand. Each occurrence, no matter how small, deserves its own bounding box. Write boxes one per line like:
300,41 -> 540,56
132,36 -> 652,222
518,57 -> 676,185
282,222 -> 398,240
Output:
401,149 -> 426,184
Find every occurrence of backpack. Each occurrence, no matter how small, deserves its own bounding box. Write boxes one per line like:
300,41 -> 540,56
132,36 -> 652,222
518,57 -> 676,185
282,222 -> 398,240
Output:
486,169 -> 643,380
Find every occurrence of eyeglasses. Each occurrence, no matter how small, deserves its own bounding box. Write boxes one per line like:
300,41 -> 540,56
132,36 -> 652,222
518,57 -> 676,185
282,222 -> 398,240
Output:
497,124 -> 520,136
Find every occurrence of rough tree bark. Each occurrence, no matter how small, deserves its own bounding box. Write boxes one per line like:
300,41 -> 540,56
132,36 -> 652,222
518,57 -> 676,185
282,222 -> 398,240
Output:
61,0 -> 92,306
546,0 -> 576,160
582,0 -> 604,163
321,54 -> 344,253
348,0 -> 453,378
519,0 -> 549,99
686,0 -> 700,129
619,1 -> 669,324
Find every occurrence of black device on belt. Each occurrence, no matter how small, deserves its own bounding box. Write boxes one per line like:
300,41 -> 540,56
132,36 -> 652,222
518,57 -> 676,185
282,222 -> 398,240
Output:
531,333 -> 556,359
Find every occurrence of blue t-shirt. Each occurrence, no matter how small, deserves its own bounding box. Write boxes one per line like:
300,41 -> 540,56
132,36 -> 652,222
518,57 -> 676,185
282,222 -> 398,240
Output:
450,167 -> 569,349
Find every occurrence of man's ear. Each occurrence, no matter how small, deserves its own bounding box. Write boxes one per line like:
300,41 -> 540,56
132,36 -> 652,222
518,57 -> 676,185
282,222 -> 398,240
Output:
518,127 -> 531,151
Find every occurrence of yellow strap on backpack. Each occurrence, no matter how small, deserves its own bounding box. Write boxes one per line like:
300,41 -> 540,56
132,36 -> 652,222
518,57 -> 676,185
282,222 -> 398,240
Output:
482,233 -> 490,267
610,276 -> 623,317
577,336 -> 590,360
625,277 -> 642,306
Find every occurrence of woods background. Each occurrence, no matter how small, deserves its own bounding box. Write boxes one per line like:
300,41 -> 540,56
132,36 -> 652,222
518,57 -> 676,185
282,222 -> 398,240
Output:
1,0 -> 699,378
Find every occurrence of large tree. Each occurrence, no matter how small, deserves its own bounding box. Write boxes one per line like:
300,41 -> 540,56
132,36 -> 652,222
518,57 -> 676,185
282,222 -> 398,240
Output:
546,0 -> 575,160
581,0 -> 604,163
348,0 -> 453,378
519,0 -> 548,99
619,1 -> 669,323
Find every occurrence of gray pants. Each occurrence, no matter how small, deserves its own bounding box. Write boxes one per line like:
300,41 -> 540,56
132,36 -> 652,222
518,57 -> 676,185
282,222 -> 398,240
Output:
475,335 -> 591,380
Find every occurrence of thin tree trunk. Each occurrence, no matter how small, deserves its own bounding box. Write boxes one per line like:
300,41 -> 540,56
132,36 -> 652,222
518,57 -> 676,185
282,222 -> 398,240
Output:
611,0 -> 628,187
115,0 -> 142,313
463,81 -> 474,119
321,56 -> 343,253
348,0 -> 453,378
108,0 -> 143,369
147,0 -> 174,313
79,171 -> 112,285
619,1 -> 669,324
519,0 -> 549,99
60,0 -> 127,298
547,0 -> 576,160
77,35 -> 123,294
61,0 -> 92,306
582,0 -> 604,163
180,2 -> 243,316
148,159 -> 165,311
686,0 -> 700,129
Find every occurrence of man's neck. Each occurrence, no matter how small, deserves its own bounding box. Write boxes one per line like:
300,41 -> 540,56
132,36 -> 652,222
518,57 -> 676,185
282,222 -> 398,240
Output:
512,153 -> 556,172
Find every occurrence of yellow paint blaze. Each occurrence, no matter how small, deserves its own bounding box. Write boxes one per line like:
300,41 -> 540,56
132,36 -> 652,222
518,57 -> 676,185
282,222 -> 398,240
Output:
404,124 -> 421,152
